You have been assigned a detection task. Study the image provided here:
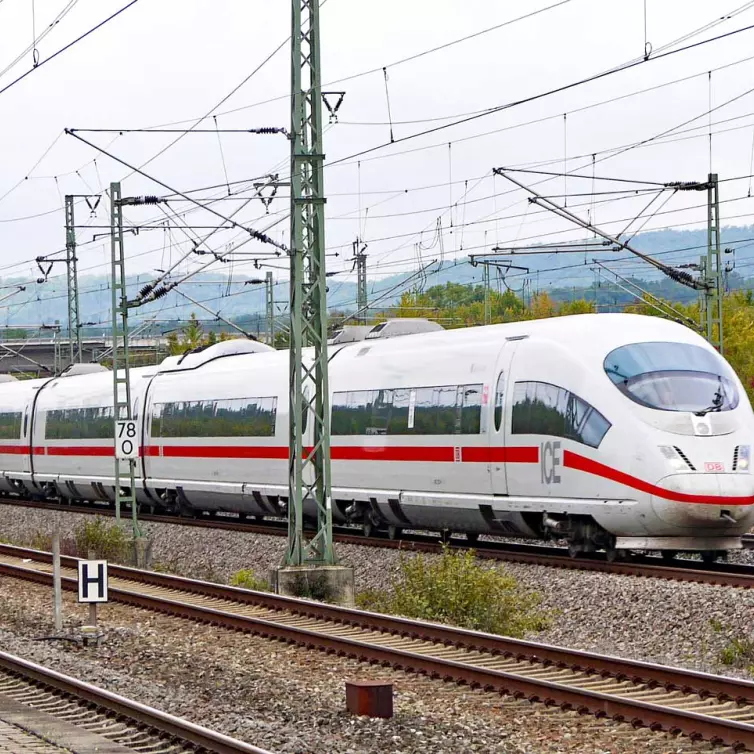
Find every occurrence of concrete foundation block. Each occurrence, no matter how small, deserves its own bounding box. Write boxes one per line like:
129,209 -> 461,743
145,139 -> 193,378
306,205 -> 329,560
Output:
271,564 -> 355,606
128,536 -> 153,569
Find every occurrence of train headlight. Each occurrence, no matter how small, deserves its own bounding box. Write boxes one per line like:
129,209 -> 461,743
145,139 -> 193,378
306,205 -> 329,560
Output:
738,445 -> 750,472
658,445 -> 690,472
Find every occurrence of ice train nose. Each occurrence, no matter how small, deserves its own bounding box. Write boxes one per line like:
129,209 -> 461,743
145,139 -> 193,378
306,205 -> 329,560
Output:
651,473 -> 754,527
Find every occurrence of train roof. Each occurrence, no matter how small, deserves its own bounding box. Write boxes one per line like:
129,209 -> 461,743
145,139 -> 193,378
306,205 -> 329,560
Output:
144,313 -> 708,379
331,313 -> 705,355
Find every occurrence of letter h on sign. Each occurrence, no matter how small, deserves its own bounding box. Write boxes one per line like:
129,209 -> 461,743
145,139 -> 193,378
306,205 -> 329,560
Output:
77,560 -> 108,603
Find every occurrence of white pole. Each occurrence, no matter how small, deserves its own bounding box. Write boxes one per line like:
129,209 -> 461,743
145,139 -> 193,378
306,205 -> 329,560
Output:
52,528 -> 62,632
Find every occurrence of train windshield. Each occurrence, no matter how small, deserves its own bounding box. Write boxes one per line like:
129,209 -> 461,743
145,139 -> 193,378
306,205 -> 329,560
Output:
604,341 -> 739,414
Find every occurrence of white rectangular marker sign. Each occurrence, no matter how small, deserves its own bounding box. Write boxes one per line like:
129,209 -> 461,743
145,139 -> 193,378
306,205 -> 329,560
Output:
77,560 -> 108,603
115,420 -> 138,459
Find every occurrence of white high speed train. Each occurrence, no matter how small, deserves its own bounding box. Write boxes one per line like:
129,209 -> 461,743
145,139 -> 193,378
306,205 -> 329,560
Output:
0,312 -> 752,561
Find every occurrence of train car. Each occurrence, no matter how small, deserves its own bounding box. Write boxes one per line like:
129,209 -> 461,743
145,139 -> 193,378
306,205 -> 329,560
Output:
1,313 -> 752,561
0,375 -> 47,497
21,364 -> 154,503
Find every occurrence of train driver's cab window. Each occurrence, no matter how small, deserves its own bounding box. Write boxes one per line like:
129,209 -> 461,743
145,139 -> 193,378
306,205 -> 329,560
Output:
604,341 -> 738,414
494,372 -> 505,432
511,381 -> 611,448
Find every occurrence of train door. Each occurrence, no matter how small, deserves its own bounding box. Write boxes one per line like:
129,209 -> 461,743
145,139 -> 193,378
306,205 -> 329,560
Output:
21,404 -> 30,475
489,341 -> 518,495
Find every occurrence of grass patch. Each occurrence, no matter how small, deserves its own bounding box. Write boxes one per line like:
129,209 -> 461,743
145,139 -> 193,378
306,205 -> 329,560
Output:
708,619 -> 754,672
72,517 -> 128,561
720,636 -> 754,669
229,568 -> 269,591
355,546 -> 550,637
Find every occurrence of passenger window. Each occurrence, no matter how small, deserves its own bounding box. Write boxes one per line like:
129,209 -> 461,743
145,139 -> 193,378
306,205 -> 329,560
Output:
331,383 -> 484,436
511,380 -> 611,448
150,397 -> 278,438
494,372 -> 505,432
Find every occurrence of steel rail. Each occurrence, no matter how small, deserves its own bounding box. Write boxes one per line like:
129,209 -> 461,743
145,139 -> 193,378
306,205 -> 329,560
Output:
3,542 -> 754,703
2,497 -> 754,589
2,545 -> 754,749
0,649 -> 273,754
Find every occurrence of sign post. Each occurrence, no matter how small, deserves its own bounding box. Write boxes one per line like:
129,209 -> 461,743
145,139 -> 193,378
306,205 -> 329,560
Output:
115,420 -> 138,460
52,528 -> 62,632
78,559 -> 108,643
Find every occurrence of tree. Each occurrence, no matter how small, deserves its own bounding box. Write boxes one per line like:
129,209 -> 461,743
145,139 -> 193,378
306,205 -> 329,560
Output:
167,313 -> 222,356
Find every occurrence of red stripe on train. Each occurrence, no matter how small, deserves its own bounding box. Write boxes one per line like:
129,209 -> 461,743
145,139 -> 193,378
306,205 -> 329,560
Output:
46,446 -> 112,457
159,445 -> 289,460
18,443 -> 754,507
331,445 -> 455,462
461,446 -> 539,463
564,450 -> 754,506
0,445 -> 30,455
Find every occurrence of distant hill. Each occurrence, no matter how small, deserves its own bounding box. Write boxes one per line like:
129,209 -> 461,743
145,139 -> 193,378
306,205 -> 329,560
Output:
1,225 -> 752,331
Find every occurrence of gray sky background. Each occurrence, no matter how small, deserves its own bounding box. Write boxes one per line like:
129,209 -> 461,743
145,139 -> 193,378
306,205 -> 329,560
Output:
1,0 -> 754,314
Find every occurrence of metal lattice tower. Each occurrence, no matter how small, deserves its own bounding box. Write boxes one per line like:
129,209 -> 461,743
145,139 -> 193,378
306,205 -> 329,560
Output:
482,263 -> 491,325
354,241 -> 367,323
266,271 -> 275,346
286,0 -> 335,566
109,182 -> 139,536
704,173 -> 724,353
64,196 -> 83,365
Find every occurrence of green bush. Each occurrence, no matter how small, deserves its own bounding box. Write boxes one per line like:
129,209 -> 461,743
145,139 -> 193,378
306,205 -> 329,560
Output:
229,569 -> 269,591
720,636 -> 754,669
356,546 -> 549,637
73,518 -> 128,561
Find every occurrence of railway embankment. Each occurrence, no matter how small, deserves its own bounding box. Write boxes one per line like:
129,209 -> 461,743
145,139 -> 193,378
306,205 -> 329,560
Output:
0,563 -> 739,754
1,502 -> 754,682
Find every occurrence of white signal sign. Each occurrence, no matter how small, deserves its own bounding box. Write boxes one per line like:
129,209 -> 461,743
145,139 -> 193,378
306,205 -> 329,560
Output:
77,560 -> 108,603
115,420 -> 139,459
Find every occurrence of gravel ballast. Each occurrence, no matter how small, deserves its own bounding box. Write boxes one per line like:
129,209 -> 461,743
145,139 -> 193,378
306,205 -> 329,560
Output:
0,504 -> 752,679
0,573 -> 731,754
1,503 -> 754,751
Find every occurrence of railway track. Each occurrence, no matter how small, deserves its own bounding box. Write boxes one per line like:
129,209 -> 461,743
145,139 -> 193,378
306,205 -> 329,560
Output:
3,496 -> 754,590
0,647 -> 272,754
1,543 -> 754,750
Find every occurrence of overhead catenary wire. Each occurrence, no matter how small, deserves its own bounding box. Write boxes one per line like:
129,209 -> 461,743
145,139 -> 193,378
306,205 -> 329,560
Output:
65,129 -> 288,253
6,4 -> 754,331
0,0 -> 142,100
326,20 -> 754,169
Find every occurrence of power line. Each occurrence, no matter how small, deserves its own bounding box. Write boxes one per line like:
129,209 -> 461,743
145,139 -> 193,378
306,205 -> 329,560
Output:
0,0 -> 142,99
327,21 -> 754,168
65,130 -> 288,252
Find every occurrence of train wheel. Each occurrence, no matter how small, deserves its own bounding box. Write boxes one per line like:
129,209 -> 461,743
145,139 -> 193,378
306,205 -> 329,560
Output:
362,522 -> 374,538
567,543 -> 582,559
466,532 -> 480,545
387,525 -> 402,540
661,550 -> 678,562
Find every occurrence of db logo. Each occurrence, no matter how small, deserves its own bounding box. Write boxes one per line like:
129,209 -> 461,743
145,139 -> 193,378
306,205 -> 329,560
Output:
704,461 -> 725,473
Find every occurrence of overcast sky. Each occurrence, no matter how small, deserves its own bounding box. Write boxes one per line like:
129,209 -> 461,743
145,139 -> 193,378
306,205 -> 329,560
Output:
1,0 -> 754,314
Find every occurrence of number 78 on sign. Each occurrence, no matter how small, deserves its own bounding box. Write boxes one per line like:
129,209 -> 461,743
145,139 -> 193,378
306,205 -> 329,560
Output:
115,420 -> 139,460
